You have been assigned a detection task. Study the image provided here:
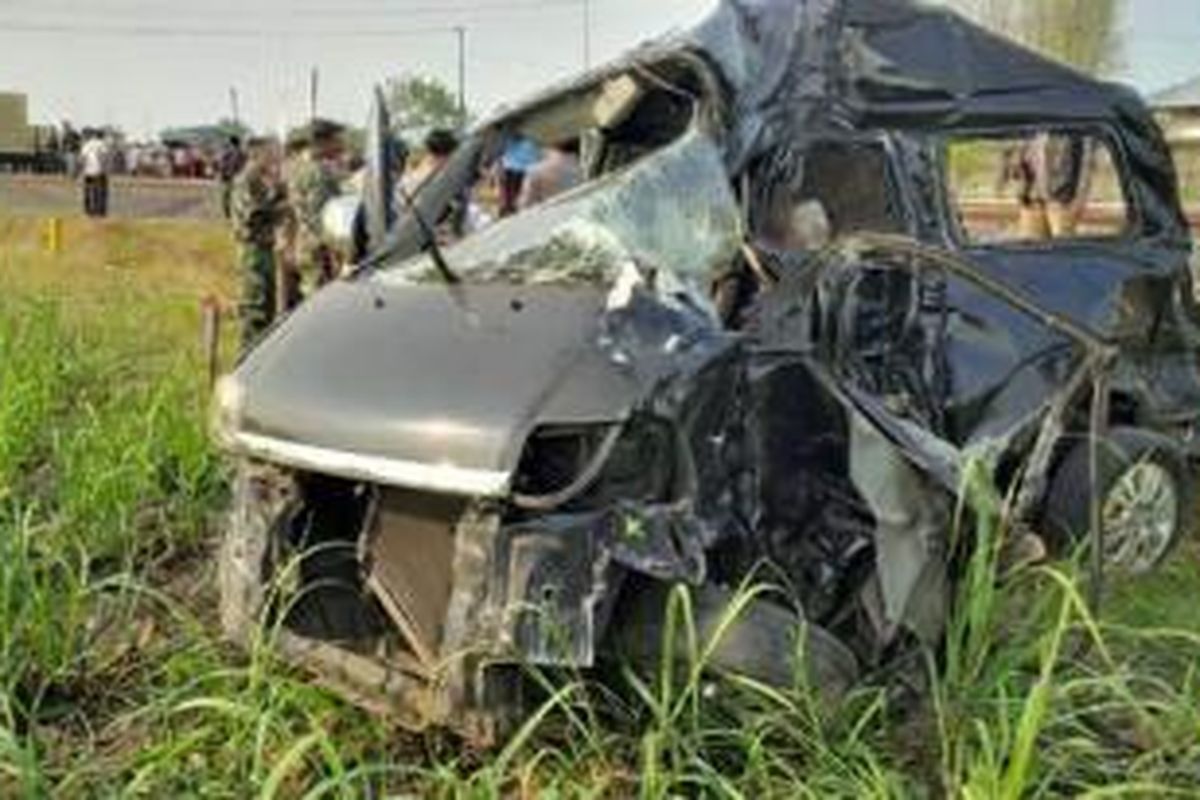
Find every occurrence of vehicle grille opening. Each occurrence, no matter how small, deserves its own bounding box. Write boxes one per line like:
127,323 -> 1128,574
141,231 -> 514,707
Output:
363,488 -> 467,670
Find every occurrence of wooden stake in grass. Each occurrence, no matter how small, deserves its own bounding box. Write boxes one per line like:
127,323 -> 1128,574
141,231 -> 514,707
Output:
202,295 -> 222,388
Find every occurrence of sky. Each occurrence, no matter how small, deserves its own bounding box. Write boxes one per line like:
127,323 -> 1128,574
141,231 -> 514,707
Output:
0,0 -> 1197,139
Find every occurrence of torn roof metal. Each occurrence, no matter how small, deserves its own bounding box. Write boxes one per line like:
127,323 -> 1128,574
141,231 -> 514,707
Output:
696,0 -> 1136,126
488,0 -> 1151,153
450,0 -> 1188,248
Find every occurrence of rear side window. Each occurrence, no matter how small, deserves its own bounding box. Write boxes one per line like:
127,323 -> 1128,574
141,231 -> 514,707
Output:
946,131 -> 1134,244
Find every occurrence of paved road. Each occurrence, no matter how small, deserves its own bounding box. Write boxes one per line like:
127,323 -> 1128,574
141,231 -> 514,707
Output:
0,175 -> 222,221
4,176 -> 1199,236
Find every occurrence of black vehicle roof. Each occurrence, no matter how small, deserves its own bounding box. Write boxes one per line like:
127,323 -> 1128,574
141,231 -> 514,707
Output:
491,1 -> 1165,164
685,0 -> 1187,242
688,0 -> 1152,159
839,0 -> 1127,124
405,0 -> 1186,260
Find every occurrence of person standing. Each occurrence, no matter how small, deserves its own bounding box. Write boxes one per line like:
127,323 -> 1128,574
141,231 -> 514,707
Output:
276,131 -> 306,314
998,138 -> 1048,241
80,129 -> 111,218
397,128 -> 493,243
230,138 -> 285,351
399,128 -> 459,198
218,135 -> 247,219
1005,132 -> 1093,241
518,139 -> 582,211
61,121 -> 81,177
1041,133 -> 1093,238
497,135 -> 540,217
284,119 -> 345,304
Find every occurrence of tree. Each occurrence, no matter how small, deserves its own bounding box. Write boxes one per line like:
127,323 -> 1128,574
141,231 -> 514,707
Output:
215,118 -> 252,141
947,0 -> 1124,75
383,75 -> 466,139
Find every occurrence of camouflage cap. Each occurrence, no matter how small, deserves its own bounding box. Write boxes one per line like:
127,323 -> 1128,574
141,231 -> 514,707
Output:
286,118 -> 346,150
310,118 -> 346,144
285,126 -> 311,151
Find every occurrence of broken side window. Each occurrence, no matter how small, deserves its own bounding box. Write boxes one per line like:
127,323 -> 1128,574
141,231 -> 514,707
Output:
753,139 -> 906,257
945,130 -> 1135,245
798,140 -> 907,238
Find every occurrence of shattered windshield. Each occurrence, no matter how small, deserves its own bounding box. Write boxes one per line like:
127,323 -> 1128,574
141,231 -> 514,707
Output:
376,58 -> 743,308
379,131 -> 742,302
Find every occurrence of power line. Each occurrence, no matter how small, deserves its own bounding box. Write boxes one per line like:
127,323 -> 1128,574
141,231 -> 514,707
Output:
0,0 -> 587,39
0,0 -> 584,20
0,19 -> 470,38
0,0 -> 577,6
301,0 -> 583,18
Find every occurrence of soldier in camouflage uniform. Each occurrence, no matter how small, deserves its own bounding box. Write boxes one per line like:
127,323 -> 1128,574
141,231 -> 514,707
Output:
230,138 -> 285,351
283,119 -> 345,303
276,131 -> 306,314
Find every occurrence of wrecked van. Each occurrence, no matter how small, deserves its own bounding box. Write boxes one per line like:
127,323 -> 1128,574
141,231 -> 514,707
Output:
213,0 -> 1200,740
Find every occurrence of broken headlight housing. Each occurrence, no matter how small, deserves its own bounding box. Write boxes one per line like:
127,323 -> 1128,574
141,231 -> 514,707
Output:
511,417 -> 679,513
212,374 -> 247,447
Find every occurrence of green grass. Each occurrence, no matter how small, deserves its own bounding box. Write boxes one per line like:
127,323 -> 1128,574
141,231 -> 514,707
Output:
2,216 -> 1200,797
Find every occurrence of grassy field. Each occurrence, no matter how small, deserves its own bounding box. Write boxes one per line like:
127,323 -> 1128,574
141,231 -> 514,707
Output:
2,215 -> 1200,797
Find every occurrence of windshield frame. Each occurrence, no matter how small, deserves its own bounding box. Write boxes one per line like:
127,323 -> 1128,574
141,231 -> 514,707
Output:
360,49 -> 727,274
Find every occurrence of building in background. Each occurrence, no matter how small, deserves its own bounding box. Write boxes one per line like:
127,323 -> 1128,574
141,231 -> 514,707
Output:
0,91 -> 63,173
1151,76 -> 1200,202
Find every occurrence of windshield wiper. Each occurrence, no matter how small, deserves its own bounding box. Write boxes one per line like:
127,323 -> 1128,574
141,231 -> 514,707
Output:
396,186 -> 461,285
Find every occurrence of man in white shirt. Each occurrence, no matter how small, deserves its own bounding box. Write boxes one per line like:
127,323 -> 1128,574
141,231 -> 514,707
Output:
80,130 -> 111,218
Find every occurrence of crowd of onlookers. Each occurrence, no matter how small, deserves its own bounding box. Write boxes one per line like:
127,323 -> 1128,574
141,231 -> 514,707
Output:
63,110 -> 587,232
126,143 -> 224,179
68,124 -> 252,217
50,121 -> 243,182
226,119 -> 585,349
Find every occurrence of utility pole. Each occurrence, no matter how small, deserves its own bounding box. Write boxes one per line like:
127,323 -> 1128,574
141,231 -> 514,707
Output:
582,0 -> 592,70
453,26 -> 467,123
309,67 -> 319,122
229,87 -> 240,128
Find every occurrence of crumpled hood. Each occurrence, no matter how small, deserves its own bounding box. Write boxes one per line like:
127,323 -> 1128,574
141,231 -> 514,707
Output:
218,130 -> 743,495
222,279 -> 644,492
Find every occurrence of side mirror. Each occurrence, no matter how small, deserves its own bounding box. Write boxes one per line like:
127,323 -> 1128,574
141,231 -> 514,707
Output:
361,86 -> 403,257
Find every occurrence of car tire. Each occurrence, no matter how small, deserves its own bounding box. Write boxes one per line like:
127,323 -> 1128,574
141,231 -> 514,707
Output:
1043,427 -> 1193,576
612,581 -> 861,699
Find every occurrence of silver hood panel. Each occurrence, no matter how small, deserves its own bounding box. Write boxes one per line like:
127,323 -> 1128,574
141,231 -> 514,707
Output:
225,281 -> 642,489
